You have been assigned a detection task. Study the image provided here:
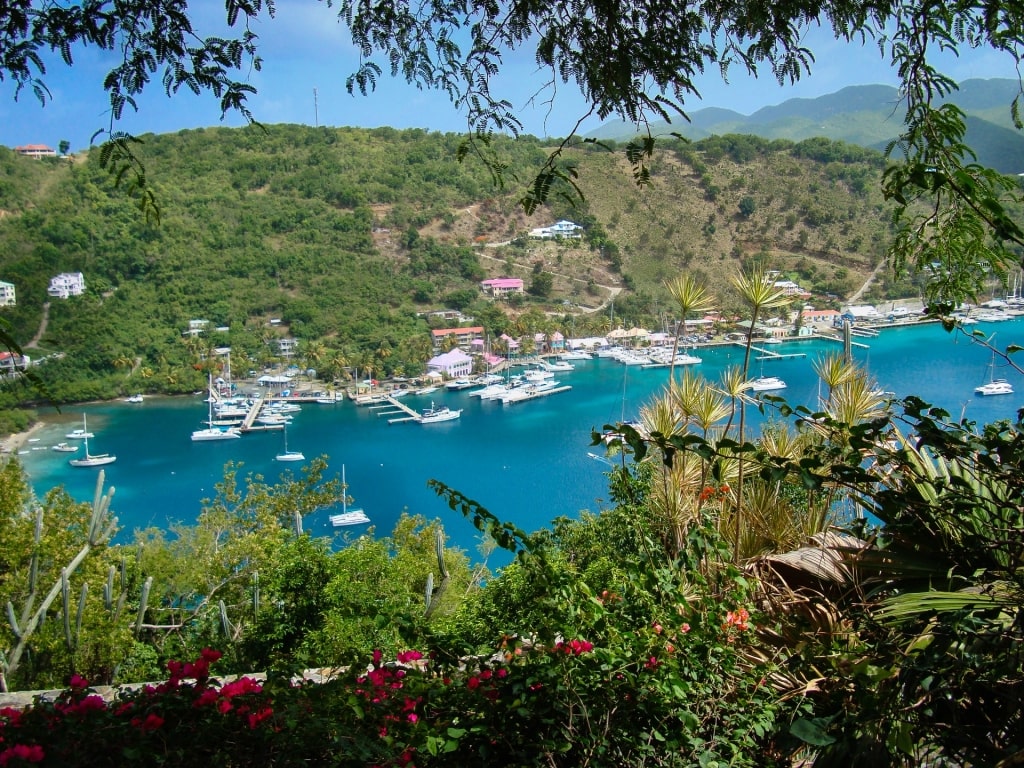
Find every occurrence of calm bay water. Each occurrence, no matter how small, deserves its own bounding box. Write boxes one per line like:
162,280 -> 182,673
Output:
18,320 -> 1024,557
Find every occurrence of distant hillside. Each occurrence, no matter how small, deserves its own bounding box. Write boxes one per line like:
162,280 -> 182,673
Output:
586,79 -> 1024,173
0,125 -> 988,406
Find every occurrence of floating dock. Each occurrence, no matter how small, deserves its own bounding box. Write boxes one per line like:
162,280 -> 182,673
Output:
502,385 -> 572,405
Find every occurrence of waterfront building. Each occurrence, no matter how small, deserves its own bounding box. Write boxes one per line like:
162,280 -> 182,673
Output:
427,349 -> 473,378
431,326 -> 484,351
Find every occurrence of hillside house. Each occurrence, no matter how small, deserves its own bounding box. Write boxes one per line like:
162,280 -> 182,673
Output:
277,338 -> 298,358
527,220 -> 583,239
0,281 -> 15,307
15,144 -> 56,159
480,278 -> 524,298
431,326 -> 484,351
0,351 -> 29,374
426,349 -> 473,379
47,272 -> 85,299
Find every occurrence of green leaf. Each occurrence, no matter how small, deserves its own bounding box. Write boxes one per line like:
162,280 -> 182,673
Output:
790,717 -> 837,747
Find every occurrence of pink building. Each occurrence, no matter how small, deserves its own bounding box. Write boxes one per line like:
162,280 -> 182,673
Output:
431,326 -> 484,351
426,350 -> 473,378
480,278 -> 524,298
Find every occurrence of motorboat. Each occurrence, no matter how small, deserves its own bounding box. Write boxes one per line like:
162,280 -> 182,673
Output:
445,378 -> 475,390
748,376 -> 788,392
125,393 -> 144,403
419,403 -> 462,423
414,385 -> 439,395
538,359 -> 575,372
65,427 -> 94,440
69,415 -> 116,467
51,442 -> 78,453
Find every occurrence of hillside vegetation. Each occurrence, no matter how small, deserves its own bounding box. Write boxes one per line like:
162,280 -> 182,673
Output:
0,124 -> 957,407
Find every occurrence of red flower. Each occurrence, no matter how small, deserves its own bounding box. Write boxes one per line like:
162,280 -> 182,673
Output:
644,656 -> 660,670
396,650 -> 423,664
247,707 -> 273,730
0,744 -> 44,765
131,713 -> 164,732
67,674 -> 89,691
466,676 -> 480,690
200,648 -> 223,664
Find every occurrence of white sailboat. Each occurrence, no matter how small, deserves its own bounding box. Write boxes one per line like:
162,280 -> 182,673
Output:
275,424 -> 305,462
330,466 -> 370,527
192,374 -> 242,441
69,415 -> 116,467
974,347 -> 1014,396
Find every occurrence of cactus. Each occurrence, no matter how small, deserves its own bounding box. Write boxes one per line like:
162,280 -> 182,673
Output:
1,472 -> 118,691
133,577 -> 153,638
424,527 -> 450,620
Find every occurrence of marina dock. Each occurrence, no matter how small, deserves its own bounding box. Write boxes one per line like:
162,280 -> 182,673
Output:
239,395 -> 266,433
503,385 -> 572,405
380,396 -> 423,424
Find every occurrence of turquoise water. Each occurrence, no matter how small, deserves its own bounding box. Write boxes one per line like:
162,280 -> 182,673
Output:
17,320 -> 1024,556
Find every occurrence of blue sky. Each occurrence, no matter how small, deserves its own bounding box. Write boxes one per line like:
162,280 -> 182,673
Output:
0,2 -> 1017,152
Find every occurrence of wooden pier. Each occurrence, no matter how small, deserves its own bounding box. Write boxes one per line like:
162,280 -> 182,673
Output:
381,396 -> 422,424
238,395 -> 266,433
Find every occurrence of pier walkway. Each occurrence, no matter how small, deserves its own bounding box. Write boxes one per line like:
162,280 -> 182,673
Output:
239,395 -> 266,432
379,396 -> 422,424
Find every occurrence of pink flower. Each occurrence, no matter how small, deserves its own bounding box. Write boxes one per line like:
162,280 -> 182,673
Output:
372,649 -> 383,666
681,623 -> 691,633
724,608 -> 751,632
0,744 -> 44,765
67,674 -> 89,691
247,707 -> 273,729
407,713 -> 419,723
132,713 -> 164,732
497,668 -> 508,678
467,676 -> 480,690
644,656 -> 660,670
396,650 -> 423,663
200,648 -> 223,663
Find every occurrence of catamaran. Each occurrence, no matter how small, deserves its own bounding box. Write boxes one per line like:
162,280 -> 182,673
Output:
192,375 -> 242,441
330,466 -> 370,526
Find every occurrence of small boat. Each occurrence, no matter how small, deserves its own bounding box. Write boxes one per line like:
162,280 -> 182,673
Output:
275,425 -> 305,462
125,393 -> 144,403
538,359 -> 575,372
330,466 -> 369,527
51,442 -> 78,453
65,427 -> 94,440
414,385 -> 439,396
748,376 -> 788,392
69,415 -> 116,467
445,378 -> 476,390
420,403 -> 462,423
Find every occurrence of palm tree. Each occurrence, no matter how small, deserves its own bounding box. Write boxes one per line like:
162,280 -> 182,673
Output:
728,268 -> 795,560
664,274 -> 714,381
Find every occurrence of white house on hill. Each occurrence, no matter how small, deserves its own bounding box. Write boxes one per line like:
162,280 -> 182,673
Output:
528,220 -> 583,239
47,272 -> 85,299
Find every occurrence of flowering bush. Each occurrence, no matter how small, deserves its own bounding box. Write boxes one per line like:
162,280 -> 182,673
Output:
0,612 -> 780,767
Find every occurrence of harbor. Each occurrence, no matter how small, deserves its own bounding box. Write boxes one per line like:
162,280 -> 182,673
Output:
12,318 -> 1024,559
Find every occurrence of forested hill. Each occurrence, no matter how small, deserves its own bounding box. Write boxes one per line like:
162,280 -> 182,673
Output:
0,124 -> 927,405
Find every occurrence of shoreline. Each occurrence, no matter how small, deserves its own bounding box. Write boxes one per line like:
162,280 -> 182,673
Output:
0,421 -> 46,456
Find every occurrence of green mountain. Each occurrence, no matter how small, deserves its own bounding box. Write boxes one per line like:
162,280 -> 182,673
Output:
586,79 -> 1024,173
0,125 -> 988,408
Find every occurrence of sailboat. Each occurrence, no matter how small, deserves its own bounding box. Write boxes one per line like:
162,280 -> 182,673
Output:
68,415 -> 116,467
974,346 -> 1014,396
191,374 -> 242,441
275,424 -> 305,462
329,465 -> 370,527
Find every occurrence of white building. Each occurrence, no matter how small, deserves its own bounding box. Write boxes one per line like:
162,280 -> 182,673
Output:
47,272 -> 85,299
426,349 -> 473,378
528,220 -> 584,239
0,280 -> 15,307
